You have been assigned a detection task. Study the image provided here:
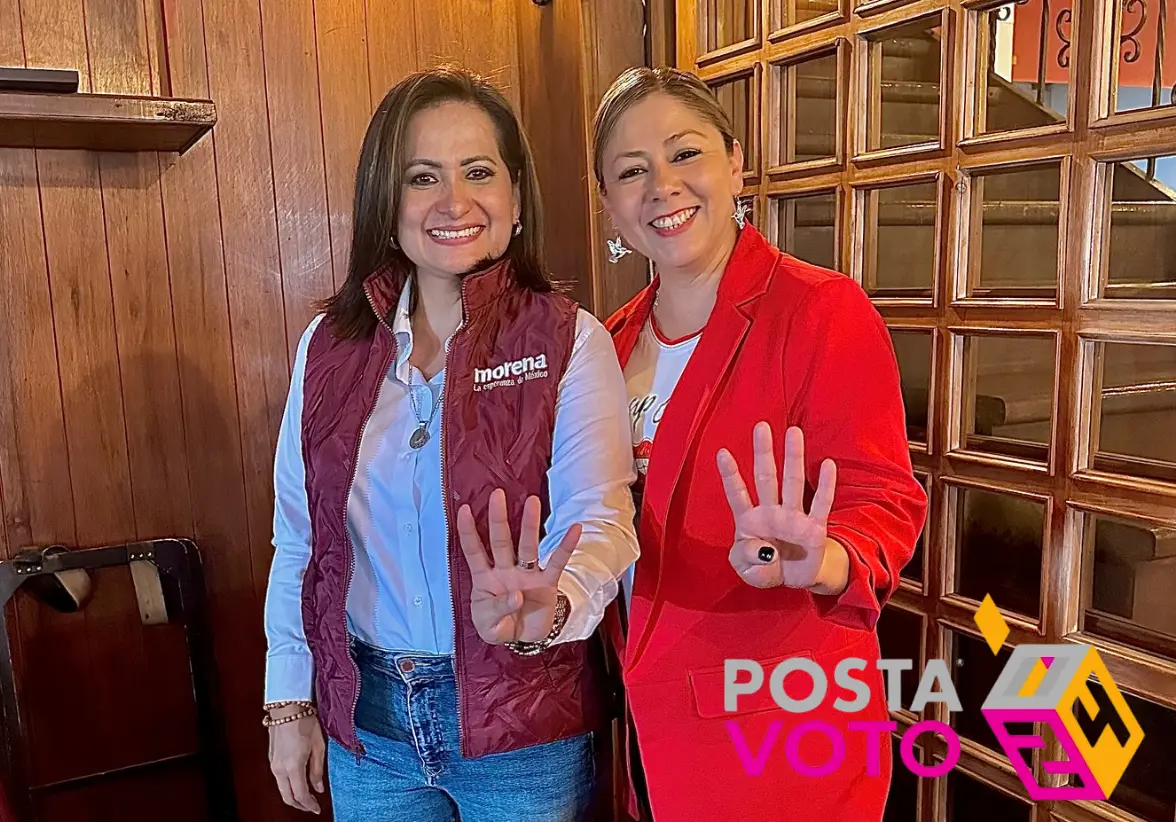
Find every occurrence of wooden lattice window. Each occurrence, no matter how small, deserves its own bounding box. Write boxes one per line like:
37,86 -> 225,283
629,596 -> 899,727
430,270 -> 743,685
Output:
676,0 -> 1176,817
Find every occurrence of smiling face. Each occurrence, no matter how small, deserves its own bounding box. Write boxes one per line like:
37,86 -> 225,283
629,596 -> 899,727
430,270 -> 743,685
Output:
598,91 -> 744,279
395,100 -> 520,280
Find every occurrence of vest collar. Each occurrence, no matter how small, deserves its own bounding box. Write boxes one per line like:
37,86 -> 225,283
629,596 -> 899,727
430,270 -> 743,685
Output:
362,257 -> 514,324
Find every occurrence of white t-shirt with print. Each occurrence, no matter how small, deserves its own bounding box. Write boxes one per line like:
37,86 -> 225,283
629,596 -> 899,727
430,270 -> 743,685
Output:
621,316 -> 703,612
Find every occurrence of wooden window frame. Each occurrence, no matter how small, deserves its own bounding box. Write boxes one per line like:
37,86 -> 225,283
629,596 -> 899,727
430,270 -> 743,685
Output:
852,171 -> 945,306
674,1 -> 1176,816
900,469 -> 935,592
939,475 -> 1054,629
767,38 -> 849,177
704,62 -> 764,183
880,602 -> 928,725
951,155 -> 1070,308
1087,147 -> 1176,306
939,752 -> 1038,817
767,184 -> 845,268
958,0 -> 1078,148
1074,331 -> 1176,493
1091,0 -> 1176,132
696,0 -> 765,67
945,326 -> 1061,474
888,324 -> 939,456
856,0 -> 922,18
939,621 -> 1052,779
853,8 -> 955,164
1068,503 -> 1176,661
769,0 -> 848,40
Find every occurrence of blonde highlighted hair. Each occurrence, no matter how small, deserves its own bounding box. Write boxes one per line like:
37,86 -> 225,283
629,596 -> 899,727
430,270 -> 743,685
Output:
591,66 -> 737,190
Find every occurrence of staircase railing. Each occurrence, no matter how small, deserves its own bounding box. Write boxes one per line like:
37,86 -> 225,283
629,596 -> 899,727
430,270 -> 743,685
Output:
990,0 -> 1174,181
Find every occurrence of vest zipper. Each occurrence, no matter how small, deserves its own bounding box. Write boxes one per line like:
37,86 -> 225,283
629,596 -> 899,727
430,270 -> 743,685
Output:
442,309 -> 467,756
344,291 -> 396,758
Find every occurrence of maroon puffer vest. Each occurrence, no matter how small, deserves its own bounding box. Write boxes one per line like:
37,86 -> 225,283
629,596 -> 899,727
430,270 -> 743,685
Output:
298,260 -> 608,758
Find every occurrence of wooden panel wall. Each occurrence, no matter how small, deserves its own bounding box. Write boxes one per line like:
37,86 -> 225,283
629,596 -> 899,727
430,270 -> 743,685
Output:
575,0 -> 652,316
0,1 -> 640,819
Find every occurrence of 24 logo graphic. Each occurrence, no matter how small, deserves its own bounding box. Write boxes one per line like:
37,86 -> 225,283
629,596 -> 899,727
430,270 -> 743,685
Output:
975,595 -> 1145,801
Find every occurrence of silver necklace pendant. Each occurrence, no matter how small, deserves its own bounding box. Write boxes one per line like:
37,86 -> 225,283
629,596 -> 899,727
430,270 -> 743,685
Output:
409,424 -> 430,449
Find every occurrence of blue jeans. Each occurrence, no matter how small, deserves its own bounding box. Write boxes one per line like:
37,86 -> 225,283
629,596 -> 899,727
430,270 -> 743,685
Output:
327,640 -> 595,821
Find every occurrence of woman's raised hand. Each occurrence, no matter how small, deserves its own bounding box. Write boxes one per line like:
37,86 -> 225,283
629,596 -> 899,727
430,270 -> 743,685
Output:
716,422 -> 844,591
456,489 -> 582,644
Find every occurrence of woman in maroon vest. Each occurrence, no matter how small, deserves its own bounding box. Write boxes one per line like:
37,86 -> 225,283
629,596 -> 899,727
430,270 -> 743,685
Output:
263,66 -> 638,820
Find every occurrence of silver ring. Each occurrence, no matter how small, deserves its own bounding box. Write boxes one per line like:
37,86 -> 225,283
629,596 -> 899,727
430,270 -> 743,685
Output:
517,559 -> 539,571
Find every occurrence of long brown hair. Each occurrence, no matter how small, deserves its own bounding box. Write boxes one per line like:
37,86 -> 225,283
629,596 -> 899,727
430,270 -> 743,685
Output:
591,66 -> 737,191
321,65 -> 550,339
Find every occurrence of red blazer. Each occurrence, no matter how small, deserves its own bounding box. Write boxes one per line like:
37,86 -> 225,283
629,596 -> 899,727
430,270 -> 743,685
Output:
605,225 -> 928,821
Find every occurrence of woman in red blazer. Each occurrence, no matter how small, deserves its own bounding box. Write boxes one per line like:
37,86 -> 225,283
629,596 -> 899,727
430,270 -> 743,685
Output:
590,67 -> 929,821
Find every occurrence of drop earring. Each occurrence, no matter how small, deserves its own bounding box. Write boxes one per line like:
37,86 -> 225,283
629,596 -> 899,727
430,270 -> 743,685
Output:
513,220 -> 522,237
733,199 -> 751,230
607,235 -> 633,264
389,234 -> 399,250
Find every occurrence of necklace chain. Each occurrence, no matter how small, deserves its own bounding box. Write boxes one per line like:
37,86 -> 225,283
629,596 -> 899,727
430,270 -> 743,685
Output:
408,371 -> 442,432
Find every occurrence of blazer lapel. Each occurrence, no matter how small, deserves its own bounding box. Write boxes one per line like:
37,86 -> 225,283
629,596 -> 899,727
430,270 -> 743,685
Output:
641,299 -> 748,531
641,226 -> 780,539
610,281 -> 657,369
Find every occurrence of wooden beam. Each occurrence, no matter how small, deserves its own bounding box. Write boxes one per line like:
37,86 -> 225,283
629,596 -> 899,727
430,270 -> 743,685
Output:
580,0 -> 650,318
648,0 -> 677,68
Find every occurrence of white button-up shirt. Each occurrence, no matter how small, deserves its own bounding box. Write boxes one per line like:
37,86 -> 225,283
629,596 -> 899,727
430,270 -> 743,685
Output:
263,281 -> 639,703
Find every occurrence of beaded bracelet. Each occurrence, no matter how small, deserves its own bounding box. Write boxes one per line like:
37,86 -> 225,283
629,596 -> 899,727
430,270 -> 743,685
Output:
263,699 -> 314,711
263,706 -> 317,728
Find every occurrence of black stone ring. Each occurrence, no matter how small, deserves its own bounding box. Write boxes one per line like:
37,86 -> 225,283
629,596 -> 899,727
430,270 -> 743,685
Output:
758,545 -> 776,563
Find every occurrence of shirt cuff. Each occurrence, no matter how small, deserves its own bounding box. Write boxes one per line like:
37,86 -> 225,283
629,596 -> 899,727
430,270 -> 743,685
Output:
552,572 -> 604,645
264,650 -> 315,705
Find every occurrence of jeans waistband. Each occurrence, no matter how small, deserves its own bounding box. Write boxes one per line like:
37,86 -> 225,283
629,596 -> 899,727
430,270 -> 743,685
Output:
350,637 -> 453,682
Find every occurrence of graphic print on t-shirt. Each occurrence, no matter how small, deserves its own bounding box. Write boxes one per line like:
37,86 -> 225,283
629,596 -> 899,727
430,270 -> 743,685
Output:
628,393 -> 668,490
623,316 -> 703,502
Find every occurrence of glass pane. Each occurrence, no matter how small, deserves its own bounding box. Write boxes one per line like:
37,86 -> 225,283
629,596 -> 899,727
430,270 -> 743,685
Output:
774,0 -> 839,30
1069,684 -> 1176,822
975,1 -> 1070,134
969,164 -> 1061,297
862,181 -> 938,297
955,487 -> 1045,618
708,72 -> 755,174
867,19 -> 943,151
702,0 -> 756,52
1083,512 -> 1176,657
1111,0 -> 1176,114
963,334 -> 1056,462
949,629 -> 1032,756
889,329 -> 933,444
883,734 -> 920,822
776,51 -> 838,166
903,474 -> 929,584
877,607 -> 922,711
1093,341 -> 1176,484
947,770 -> 1033,822
1103,155 -> 1176,299
773,191 -> 838,270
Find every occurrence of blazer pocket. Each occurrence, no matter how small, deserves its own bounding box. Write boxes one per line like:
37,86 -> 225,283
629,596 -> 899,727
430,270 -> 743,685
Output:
689,651 -> 815,719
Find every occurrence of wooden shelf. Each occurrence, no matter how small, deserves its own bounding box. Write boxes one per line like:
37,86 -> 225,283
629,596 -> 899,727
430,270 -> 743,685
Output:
0,91 -> 215,153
